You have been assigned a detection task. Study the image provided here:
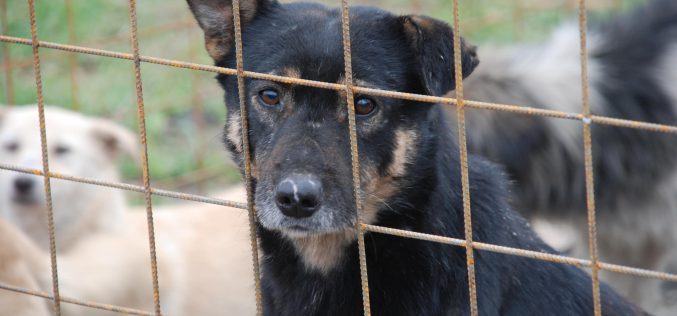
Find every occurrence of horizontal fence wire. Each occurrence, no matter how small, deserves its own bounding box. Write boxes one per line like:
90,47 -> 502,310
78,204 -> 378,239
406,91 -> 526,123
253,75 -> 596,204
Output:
2,34 -> 677,135
0,281 -> 154,316
0,19 -> 196,72
2,163 -> 676,286
2,0 -> 677,314
362,225 -> 677,283
0,163 -> 247,209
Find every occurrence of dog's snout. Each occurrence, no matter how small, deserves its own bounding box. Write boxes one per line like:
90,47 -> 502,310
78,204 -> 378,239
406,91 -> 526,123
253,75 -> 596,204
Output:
275,174 -> 322,219
14,177 -> 34,194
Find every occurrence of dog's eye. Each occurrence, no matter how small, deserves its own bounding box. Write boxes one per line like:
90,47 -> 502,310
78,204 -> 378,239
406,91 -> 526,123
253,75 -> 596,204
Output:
54,145 -> 70,155
355,97 -> 377,116
259,89 -> 281,106
4,142 -> 19,153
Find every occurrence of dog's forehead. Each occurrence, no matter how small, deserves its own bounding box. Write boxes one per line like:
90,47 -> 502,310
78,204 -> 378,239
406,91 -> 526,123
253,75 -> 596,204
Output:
0,107 -> 91,146
244,5 -> 411,86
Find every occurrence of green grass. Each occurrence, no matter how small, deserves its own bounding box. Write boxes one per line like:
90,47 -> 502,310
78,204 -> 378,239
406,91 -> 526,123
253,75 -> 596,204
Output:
1,0 -> 640,203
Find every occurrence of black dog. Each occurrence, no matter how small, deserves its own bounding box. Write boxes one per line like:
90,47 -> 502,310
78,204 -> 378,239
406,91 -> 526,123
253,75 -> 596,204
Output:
186,0 -> 644,314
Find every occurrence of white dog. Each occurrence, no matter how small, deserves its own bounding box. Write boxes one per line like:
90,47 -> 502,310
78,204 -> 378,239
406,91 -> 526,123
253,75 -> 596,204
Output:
0,105 -> 137,252
0,106 -> 256,315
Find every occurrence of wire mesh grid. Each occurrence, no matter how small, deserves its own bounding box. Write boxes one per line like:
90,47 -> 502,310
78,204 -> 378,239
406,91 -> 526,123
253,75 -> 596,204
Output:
1,0 -> 677,315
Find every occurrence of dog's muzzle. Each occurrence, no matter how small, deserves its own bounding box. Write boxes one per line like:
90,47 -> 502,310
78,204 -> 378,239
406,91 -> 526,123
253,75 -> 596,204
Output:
12,176 -> 39,205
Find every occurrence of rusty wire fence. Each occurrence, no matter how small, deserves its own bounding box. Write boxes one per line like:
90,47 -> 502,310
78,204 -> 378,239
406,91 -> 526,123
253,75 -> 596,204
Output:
1,0 -> 677,315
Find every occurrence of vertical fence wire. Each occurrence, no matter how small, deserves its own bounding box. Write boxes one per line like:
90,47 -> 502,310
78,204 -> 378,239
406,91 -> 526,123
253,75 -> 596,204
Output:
452,0 -> 479,315
64,0 -> 79,110
577,0 -> 602,314
339,1 -> 372,314
1,0 -> 13,104
231,1 -> 264,314
126,0 -> 162,314
26,0 -> 62,314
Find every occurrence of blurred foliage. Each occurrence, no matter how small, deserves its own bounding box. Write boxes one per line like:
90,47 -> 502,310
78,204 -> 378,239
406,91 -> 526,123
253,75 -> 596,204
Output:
1,0 -> 641,202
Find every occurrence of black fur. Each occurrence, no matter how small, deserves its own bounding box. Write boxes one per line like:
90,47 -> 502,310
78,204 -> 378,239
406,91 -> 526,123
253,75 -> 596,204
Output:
186,1 -> 644,314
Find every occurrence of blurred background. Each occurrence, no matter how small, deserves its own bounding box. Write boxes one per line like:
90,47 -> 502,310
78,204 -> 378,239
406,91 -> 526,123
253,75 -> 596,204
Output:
1,0 -> 641,203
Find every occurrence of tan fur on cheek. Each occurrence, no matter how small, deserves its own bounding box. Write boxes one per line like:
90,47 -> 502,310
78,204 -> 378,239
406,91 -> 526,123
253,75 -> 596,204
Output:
290,231 -> 355,274
361,129 -> 418,224
389,129 -> 418,177
227,114 -> 243,153
361,173 -> 398,225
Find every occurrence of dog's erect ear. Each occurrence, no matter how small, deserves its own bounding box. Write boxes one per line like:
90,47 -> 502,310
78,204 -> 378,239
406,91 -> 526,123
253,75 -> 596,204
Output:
89,119 -> 140,162
400,15 -> 479,96
187,0 -> 275,61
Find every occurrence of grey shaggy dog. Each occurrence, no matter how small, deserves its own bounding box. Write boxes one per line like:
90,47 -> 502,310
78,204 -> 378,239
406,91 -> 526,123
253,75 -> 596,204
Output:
456,0 -> 677,314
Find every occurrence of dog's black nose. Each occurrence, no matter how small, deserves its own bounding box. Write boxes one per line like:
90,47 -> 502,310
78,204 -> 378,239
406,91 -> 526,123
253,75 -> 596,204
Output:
14,177 -> 34,194
275,174 -> 322,218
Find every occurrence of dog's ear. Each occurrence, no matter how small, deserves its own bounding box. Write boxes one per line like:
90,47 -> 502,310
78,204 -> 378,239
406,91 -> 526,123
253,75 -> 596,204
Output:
400,15 -> 479,96
186,0 -> 275,61
89,119 -> 140,162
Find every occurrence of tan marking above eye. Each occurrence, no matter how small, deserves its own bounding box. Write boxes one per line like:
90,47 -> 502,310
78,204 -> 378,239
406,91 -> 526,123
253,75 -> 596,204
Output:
282,67 -> 301,79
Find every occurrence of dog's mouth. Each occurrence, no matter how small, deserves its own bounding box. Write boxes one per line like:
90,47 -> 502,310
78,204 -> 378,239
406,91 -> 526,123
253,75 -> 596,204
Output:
288,225 -> 309,232
256,202 -> 356,237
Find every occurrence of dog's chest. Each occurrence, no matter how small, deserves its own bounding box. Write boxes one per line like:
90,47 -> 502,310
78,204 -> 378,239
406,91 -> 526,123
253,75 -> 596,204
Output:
261,239 -> 461,316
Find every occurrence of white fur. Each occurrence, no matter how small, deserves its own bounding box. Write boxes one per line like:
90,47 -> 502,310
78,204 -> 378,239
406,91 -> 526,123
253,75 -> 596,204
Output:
0,107 -> 257,315
0,186 -> 258,316
0,105 -> 135,252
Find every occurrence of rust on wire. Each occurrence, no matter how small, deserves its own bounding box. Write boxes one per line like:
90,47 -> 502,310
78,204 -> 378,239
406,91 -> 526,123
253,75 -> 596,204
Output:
338,0 -> 372,314
0,163 -> 248,209
26,0 -> 62,315
0,281 -> 155,316
362,224 -> 677,283
577,0 -> 602,315
0,19 -> 195,72
231,1 -> 264,314
126,0 -> 162,314
451,0 -> 479,315
5,34 -> 677,136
